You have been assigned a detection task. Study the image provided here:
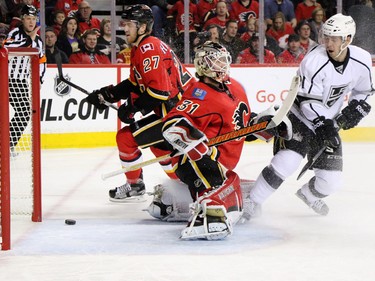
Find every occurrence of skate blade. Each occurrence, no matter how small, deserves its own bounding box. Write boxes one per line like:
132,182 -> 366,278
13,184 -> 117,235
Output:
109,195 -> 147,203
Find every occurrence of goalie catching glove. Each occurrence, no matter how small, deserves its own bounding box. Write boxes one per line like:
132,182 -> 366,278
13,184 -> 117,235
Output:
336,99 -> 371,130
163,118 -> 210,161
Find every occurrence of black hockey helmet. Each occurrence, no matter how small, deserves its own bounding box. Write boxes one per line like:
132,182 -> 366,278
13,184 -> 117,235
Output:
121,4 -> 154,32
21,5 -> 38,17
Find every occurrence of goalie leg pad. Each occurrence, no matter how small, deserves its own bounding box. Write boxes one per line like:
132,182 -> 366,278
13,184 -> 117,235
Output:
180,201 -> 233,240
180,171 -> 242,240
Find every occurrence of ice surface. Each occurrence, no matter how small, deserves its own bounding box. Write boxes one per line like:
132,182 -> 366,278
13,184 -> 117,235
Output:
1,143 -> 375,281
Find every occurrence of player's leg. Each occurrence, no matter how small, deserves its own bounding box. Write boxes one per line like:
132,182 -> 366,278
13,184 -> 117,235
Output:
296,143 -> 343,215
109,125 -> 146,202
149,145 -> 178,180
243,113 -> 310,220
109,114 -> 171,202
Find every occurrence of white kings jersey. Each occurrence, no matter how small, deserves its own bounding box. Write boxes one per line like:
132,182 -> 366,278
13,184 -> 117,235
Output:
291,44 -> 374,130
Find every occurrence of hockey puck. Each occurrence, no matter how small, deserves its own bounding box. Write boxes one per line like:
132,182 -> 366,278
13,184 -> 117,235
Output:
65,219 -> 76,225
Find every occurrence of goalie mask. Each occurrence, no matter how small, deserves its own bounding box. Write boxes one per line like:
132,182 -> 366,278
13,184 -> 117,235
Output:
121,4 -> 154,33
194,41 -> 232,83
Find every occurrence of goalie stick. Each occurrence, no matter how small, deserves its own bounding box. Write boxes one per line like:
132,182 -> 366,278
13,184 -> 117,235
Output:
101,75 -> 300,180
54,52 -> 119,110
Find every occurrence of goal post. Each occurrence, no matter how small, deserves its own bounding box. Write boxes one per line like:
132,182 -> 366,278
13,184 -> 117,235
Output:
0,47 -> 42,251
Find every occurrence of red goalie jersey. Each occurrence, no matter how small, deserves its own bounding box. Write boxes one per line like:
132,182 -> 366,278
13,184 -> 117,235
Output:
129,35 -> 195,116
164,78 -> 251,170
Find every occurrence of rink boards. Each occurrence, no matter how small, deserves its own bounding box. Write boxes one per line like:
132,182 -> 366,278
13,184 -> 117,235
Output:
38,65 -> 375,148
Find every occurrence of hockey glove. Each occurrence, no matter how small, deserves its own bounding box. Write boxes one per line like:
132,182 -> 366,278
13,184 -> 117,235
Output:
313,116 -> 340,152
163,118 -> 210,161
336,99 -> 371,130
86,85 -> 116,110
245,106 -> 293,142
117,101 -> 138,124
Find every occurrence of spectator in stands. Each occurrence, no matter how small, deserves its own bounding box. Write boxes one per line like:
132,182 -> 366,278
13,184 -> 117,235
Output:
348,0 -> 375,54
265,0 -> 297,29
0,32 -> 6,46
167,0 -> 199,61
307,7 -> 325,42
276,33 -> 305,63
203,0 -> 229,30
192,24 -> 221,59
8,3 -> 24,31
197,0 -> 218,26
317,0 -> 336,18
295,20 -> 317,52
295,0 -> 322,23
240,15 -> 256,43
45,26 -> 69,63
69,29 -> 110,64
116,43 -> 132,64
76,0 -> 100,35
266,11 -> 295,49
55,0 -> 82,17
206,24 -> 221,43
230,0 -> 259,33
236,34 -> 276,63
52,9 -> 65,36
220,19 -> 246,62
56,16 -> 81,58
45,0 -> 58,26
256,17 -> 284,56
0,1 -> 8,23
150,1 -> 176,41
0,2 -> 10,35
97,18 -> 126,62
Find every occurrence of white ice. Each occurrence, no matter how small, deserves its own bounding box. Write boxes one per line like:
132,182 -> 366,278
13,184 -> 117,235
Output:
1,142 -> 375,281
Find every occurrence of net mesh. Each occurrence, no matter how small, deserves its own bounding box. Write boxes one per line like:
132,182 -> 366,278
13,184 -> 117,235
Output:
8,55 -> 34,215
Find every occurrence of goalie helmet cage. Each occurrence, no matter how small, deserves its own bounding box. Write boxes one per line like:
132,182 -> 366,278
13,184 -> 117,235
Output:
0,47 -> 42,251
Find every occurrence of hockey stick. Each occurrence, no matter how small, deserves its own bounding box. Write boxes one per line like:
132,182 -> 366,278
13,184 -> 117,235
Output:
101,75 -> 300,180
54,52 -> 118,110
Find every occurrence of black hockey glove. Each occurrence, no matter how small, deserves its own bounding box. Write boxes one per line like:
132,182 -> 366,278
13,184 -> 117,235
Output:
336,99 -> 371,130
313,116 -> 340,152
117,101 -> 138,124
86,86 -> 116,110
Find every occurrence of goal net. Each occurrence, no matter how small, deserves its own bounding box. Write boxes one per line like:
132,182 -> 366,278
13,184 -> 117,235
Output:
0,47 -> 42,251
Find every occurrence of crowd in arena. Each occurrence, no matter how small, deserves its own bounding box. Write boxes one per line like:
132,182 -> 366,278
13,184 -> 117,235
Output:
0,0 -> 374,65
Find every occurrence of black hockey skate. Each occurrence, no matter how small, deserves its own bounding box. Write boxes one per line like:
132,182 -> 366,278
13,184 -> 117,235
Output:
109,179 -> 146,203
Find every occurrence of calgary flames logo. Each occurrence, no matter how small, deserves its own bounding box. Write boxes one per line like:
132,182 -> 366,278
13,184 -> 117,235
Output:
232,101 -> 250,131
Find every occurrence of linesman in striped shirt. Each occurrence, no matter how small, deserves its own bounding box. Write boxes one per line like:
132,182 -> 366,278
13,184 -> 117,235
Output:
4,4 -> 46,153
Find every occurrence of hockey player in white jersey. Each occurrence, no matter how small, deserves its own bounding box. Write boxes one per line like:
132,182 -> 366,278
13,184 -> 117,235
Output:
243,13 -> 373,219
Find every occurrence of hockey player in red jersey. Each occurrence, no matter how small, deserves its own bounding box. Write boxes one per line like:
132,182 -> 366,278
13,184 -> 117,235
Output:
160,41 -> 252,240
86,4 -> 195,203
